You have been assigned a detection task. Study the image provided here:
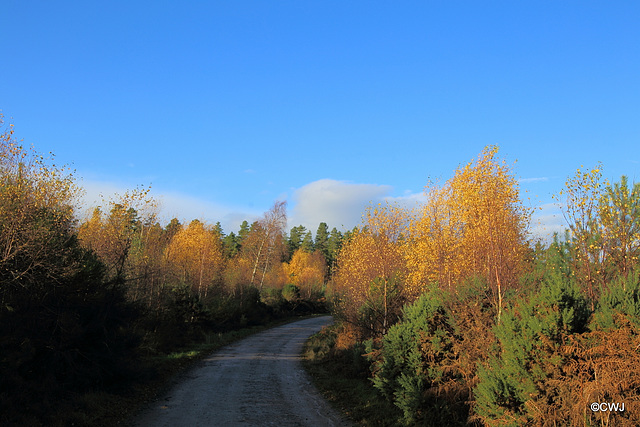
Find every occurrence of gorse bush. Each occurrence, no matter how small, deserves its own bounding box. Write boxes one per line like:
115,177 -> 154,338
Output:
282,283 -> 301,302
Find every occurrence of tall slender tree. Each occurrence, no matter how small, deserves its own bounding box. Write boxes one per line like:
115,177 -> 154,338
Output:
315,222 -> 330,261
245,201 -> 288,290
327,227 -> 344,273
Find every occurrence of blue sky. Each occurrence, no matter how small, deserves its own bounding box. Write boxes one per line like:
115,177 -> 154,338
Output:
3,1 -> 639,238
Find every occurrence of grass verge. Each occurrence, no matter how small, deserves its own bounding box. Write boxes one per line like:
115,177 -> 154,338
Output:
302,323 -> 402,426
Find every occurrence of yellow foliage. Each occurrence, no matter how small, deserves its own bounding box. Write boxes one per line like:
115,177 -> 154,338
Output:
285,248 -> 326,298
406,146 -> 531,318
0,115 -> 80,284
77,186 -> 157,280
332,203 -> 408,336
553,164 -> 608,301
165,219 -> 225,297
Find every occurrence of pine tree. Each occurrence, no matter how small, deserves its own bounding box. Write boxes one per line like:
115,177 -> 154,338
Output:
214,221 -> 224,238
237,220 -> 250,248
165,217 -> 182,241
222,231 -> 240,258
287,225 -> 306,259
301,230 -> 314,252
315,222 -> 330,261
327,227 -> 343,271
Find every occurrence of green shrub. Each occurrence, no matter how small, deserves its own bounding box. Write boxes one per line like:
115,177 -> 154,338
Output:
473,269 -> 590,426
592,271 -> 640,330
370,286 -> 453,425
282,283 -> 301,302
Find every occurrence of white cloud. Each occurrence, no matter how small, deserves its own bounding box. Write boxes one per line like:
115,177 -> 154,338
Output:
384,190 -> 428,207
289,179 -> 393,231
157,192 -> 261,233
529,202 -> 567,242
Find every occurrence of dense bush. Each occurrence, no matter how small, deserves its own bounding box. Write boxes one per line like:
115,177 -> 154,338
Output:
592,271 -> 640,330
473,262 -> 640,426
474,267 -> 590,426
370,278 -> 495,426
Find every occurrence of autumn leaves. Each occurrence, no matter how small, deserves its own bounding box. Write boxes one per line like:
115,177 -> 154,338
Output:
332,146 -> 532,336
326,148 -> 640,426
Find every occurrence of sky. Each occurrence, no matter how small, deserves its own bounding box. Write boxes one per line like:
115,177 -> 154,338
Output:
2,1 -> 639,239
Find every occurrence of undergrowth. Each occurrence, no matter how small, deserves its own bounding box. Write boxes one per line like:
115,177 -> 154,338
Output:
303,323 -> 402,426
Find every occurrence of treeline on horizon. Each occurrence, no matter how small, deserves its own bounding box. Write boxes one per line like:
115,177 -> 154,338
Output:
314,146 -> 640,426
0,116 -> 339,425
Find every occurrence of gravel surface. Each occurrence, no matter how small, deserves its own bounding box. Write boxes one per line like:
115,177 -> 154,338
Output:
131,316 -> 350,426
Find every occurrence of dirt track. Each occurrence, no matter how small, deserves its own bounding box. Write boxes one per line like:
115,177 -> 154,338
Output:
131,316 -> 349,426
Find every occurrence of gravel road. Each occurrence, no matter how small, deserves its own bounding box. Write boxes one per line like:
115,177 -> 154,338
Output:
131,316 -> 350,427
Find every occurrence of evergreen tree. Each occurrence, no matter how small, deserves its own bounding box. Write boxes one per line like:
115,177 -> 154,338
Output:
165,217 -> 182,242
301,230 -> 314,252
287,225 -> 306,258
223,231 -> 240,258
327,227 -> 343,269
315,222 -> 330,260
342,226 -> 359,245
237,220 -> 250,247
214,221 -> 225,238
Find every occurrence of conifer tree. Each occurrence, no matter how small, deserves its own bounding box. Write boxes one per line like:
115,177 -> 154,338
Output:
287,225 -> 306,259
327,227 -> 343,271
238,220 -> 250,246
222,231 -> 240,258
315,222 -> 330,260
165,217 -> 181,241
301,230 -> 314,252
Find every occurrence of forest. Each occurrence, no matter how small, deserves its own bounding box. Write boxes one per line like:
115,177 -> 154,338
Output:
0,117 -> 333,425
2,114 -> 639,426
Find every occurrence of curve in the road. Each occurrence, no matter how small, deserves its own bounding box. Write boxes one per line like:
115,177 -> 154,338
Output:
132,316 -> 350,427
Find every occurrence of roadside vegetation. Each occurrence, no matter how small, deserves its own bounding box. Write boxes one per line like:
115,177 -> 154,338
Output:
0,116 -> 332,425
305,147 -> 640,426
3,114 -> 639,426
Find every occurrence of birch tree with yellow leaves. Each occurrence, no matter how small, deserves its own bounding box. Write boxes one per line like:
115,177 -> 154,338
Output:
554,165 -> 607,303
407,146 -> 531,321
599,176 -> 640,282
245,201 -> 287,290
556,167 -> 640,297
78,186 -> 157,283
332,203 -> 408,337
0,115 -> 80,295
165,219 -> 225,298
285,248 -> 326,298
